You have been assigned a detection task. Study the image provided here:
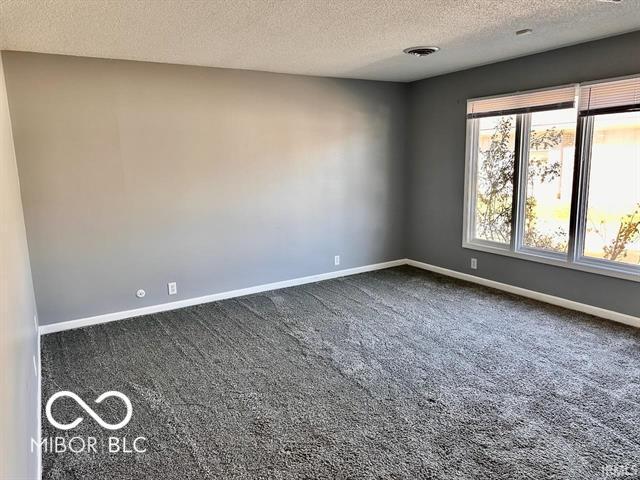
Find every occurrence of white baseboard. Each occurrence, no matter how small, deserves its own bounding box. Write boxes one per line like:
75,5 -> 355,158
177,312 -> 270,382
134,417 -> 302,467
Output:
38,259 -> 406,335
38,257 -> 638,335
406,259 -> 640,328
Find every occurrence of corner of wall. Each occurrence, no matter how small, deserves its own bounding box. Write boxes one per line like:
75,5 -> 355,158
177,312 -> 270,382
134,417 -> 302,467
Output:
0,50 -> 41,480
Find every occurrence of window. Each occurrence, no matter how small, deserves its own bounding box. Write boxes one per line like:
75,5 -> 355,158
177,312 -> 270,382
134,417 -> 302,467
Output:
473,114 -> 516,244
463,77 -> 640,281
521,108 -> 577,254
579,110 -> 640,269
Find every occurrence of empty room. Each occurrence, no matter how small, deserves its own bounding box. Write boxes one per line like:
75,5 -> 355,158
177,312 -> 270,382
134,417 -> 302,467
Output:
1,1 -> 639,479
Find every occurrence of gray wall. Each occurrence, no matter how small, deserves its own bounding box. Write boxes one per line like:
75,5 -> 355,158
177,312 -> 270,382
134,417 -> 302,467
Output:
407,31 -> 640,317
3,52 -> 408,326
0,52 -> 39,479
4,32 -> 639,329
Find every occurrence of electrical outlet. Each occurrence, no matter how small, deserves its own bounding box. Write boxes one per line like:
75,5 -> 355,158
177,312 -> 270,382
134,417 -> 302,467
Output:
168,282 -> 177,295
470,258 -> 478,270
334,255 -> 340,266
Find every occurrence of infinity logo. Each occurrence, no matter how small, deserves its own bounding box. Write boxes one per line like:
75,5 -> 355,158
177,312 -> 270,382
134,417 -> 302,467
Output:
45,391 -> 133,431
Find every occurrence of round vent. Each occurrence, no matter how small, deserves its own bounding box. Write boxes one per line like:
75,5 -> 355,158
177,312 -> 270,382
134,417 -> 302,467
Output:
403,46 -> 440,57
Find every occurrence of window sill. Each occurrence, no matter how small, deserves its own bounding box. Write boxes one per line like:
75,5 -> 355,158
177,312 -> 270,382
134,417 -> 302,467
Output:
462,241 -> 640,283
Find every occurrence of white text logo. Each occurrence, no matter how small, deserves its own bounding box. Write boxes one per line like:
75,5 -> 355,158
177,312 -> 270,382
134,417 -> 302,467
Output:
45,391 -> 132,430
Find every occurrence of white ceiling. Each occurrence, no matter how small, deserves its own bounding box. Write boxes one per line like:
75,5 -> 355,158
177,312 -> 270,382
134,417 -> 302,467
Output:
1,0 -> 638,82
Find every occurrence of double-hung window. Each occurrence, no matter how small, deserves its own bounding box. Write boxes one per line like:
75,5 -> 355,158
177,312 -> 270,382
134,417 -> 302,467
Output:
463,76 -> 640,281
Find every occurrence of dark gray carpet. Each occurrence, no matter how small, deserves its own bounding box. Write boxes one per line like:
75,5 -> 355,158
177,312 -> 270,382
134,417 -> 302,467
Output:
41,266 -> 640,479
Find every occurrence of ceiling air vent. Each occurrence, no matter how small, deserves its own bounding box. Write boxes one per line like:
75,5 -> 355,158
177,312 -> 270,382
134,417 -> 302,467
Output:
403,46 -> 440,57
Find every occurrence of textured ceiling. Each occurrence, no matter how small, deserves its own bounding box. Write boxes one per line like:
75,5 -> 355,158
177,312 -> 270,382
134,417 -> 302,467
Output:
1,0 -> 639,82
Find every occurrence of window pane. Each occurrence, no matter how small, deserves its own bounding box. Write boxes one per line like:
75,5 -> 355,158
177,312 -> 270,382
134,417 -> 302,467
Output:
474,115 -> 516,244
583,111 -> 640,266
523,109 -> 577,253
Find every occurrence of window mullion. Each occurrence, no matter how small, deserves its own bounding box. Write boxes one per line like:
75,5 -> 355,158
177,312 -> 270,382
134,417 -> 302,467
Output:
510,114 -> 530,252
567,115 -> 594,264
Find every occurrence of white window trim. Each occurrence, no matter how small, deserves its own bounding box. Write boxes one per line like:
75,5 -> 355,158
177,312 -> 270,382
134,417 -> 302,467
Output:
462,85 -> 640,283
462,240 -> 640,282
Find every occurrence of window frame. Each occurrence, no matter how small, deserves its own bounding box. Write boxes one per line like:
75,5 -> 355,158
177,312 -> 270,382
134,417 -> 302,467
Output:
462,82 -> 640,283
572,107 -> 640,279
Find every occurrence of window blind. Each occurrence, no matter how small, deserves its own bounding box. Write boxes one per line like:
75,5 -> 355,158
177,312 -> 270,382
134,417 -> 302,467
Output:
579,76 -> 640,114
466,85 -> 578,119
